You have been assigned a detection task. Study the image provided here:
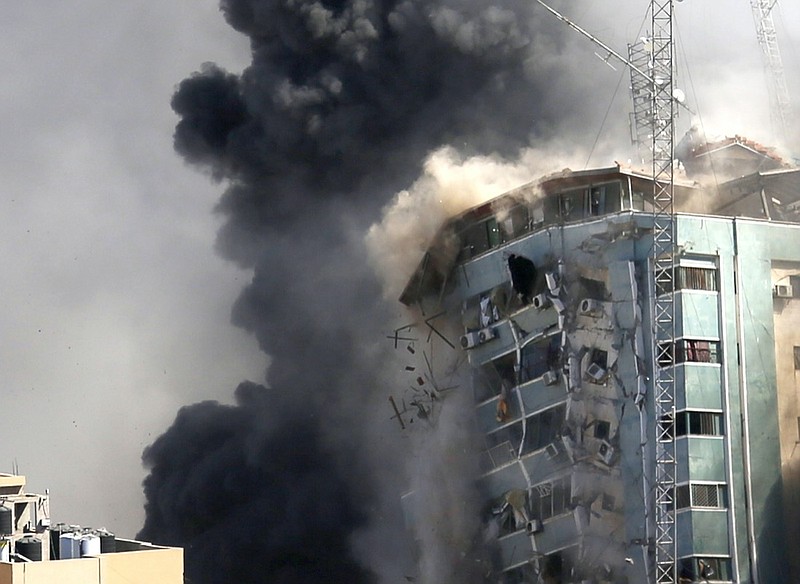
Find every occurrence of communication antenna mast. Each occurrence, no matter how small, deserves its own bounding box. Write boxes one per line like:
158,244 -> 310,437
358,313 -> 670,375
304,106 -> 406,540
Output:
750,0 -> 793,141
650,0 -> 677,581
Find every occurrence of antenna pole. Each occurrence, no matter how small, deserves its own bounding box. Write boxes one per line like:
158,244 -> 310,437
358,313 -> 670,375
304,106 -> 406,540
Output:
750,0 -> 793,142
650,0 -> 677,582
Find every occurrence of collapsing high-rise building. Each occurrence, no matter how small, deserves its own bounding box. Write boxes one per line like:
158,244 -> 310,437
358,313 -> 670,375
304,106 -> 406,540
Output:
399,136 -> 800,583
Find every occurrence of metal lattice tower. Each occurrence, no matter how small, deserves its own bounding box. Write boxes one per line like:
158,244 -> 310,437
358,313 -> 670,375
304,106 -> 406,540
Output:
750,0 -> 793,141
628,38 -> 654,154
651,0 -> 677,582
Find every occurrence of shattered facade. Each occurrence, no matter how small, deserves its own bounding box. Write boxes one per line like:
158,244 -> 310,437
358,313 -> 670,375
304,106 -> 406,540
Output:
400,148 -> 800,583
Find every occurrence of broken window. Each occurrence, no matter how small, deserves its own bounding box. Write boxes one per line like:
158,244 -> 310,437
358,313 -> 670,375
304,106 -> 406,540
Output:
658,339 -> 721,366
476,353 -> 516,401
508,254 -> 536,304
502,562 -> 537,584
593,420 -> 611,440
588,186 -> 605,216
658,264 -> 718,294
675,411 -> 724,436
522,403 -> 566,455
558,189 -> 585,222
529,474 -> 571,521
485,421 -> 523,458
497,204 -> 531,242
679,557 -> 732,581
601,493 -> 616,512
519,336 -> 561,383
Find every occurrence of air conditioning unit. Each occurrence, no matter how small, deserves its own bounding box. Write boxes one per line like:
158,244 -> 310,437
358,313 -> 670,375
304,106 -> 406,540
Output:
545,442 -> 560,460
532,293 -> 550,310
598,441 -> 615,465
526,519 -> 543,534
579,298 -> 603,316
585,362 -> 607,383
545,272 -> 560,295
774,284 -> 794,298
460,328 -> 496,349
478,327 -> 497,344
542,370 -> 559,386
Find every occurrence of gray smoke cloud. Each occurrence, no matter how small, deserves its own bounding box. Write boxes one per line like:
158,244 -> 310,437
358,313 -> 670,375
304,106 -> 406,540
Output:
137,0 -> 789,582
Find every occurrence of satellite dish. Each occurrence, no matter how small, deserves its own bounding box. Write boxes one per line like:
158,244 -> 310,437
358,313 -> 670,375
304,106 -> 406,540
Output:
673,88 -> 686,103
640,37 -> 653,53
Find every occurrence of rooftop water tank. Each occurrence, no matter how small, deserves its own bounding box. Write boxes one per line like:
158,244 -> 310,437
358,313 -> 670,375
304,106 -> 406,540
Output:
0,507 -> 11,536
80,533 -> 101,557
59,532 -> 81,560
15,536 -> 42,561
98,530 -> 116,554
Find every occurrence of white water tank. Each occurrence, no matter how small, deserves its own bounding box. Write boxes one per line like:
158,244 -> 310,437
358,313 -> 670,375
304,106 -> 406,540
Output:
81,533 -> 101,557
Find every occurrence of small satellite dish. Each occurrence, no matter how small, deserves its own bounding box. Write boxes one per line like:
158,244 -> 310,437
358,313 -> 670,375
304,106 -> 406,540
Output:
654,74 -> 667,86
673,88 -> 686,103
640,37 -> 653,53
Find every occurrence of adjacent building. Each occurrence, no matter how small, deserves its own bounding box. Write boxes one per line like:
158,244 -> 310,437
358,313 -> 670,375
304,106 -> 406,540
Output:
0,473 -> 182,584
400,137 -> 800,583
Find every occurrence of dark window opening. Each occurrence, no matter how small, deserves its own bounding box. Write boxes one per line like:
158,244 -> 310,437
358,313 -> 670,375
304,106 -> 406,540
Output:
679,557 -> 732,581
675,411 -> 724,437
659,339 -> 720,366
658,265 -> 718,294
593,420 -> 611,440
476,353 -> 516,401
508,254 -> 537,304
519,336 -> 561,383
601,493 -> 615,511
502,562 -> 537,584
522,404 -> 566,454
485,421 -> 523,456
529,475 -> 571,521
794,346 -> 800,370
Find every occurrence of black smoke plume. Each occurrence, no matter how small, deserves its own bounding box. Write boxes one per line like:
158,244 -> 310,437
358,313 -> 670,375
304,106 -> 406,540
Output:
139,0 -> 608,582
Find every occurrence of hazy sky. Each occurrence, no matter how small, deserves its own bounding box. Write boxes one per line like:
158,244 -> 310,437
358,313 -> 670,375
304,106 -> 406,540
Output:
0,0 -> 797,539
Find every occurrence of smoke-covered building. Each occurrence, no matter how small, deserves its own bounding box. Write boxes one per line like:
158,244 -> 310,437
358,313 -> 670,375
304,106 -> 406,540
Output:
400,138 -> 800,583
0,473 -> 182,583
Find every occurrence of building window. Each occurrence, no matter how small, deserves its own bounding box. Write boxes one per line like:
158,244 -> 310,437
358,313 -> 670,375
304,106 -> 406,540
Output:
522,404 -> 566,454
529,475 -> 571,521
679,556 -> 732,581
658,339 -> 721,366
794,346 -> 800,370
675,411 -> 724,436
675,483 -> 727,510
676,266 -> 718,291
519,336 -> 561,383
657,264 -> 718,295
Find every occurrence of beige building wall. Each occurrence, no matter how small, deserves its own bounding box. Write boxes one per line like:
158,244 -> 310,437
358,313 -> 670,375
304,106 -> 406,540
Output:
0,545 -> 182,584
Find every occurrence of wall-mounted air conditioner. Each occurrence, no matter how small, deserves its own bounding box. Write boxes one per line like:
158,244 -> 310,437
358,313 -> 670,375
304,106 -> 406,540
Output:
546,272 -> 560,295
478,327 -> 497,344
526,519 -> 543,534
542,370 -> 559,386
532,293 -> 550,310
774,284 -> 794,298
585,362 -> 607,383
579,298 -> 603,316
460,327 -> 497,349
598,441 -> 615,465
